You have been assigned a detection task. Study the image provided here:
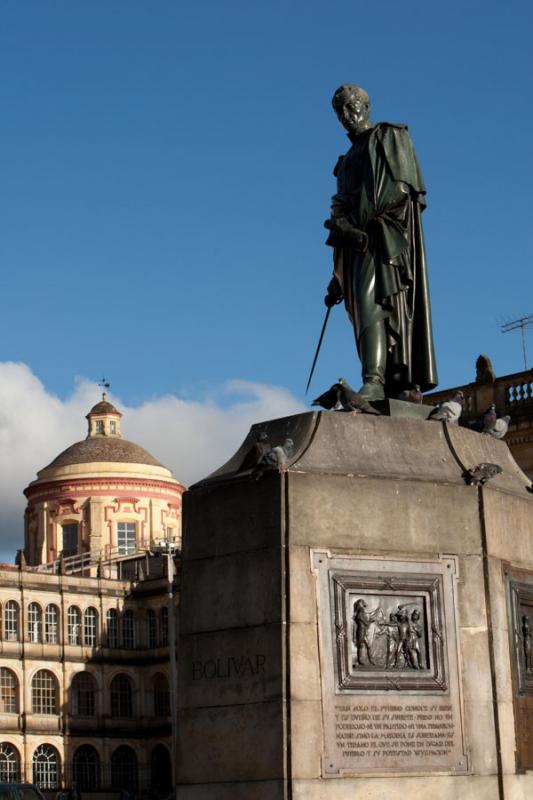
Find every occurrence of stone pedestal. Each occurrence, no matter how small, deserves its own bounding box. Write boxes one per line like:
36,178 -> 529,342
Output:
176,411 -> 533,799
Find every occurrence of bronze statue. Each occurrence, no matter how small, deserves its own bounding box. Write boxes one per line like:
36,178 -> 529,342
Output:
324,85 -> 438,400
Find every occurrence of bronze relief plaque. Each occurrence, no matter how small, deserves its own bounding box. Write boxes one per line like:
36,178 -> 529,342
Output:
312,552 -> 468,776
507,572 -> 533,770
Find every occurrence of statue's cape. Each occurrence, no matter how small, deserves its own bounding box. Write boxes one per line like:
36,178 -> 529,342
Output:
334,122 -> 438,392
371,123 -> 426,205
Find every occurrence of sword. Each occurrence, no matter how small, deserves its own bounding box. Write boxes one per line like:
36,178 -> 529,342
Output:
305,306 -> 332,395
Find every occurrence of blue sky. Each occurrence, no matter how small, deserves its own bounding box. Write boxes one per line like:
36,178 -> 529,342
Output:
0,0 -> 533,403
1,0 -> 532,408
1,0 -> 533,556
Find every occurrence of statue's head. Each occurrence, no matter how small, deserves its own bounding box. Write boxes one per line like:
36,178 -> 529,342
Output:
332,84 -> 371,134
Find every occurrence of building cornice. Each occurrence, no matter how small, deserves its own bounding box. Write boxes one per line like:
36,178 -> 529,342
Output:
24,475 -> 185,504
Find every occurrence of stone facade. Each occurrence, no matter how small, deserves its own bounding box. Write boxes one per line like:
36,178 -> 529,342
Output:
426,361 -> 533,481
0,399 -> 182,798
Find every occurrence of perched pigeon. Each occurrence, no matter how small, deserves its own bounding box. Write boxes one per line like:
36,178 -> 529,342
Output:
398,384 -> 423,404
429,391 -> 464,424
485,415 -> 510,440
482,404 -> 497,433
312,385 -> 341,410
312,379 -> 380,415
337,378 -> 381,415
464,462 -> 503,486
238,432 -> 271,471
256,438 -> 294,476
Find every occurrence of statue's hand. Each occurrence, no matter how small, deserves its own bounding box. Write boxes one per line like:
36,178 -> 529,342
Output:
324,276 -> 343,308
324,217 -> 368,251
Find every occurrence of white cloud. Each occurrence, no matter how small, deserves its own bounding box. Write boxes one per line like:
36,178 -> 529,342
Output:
0,363 -> 306,562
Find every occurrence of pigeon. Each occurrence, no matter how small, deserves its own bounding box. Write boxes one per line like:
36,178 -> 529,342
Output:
254,438 -> 294,477
485,415 -> 510,440
429,391 -> 464,424
398,384 -> 423,404
481,404 -> 497,433
312,379 -> 380,415
337,378 -> 381,415
238,431 -> 271,471
312,385 -> 341,410
464,462 -> 503,486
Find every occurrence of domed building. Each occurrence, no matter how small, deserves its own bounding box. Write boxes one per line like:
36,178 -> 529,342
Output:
24,396 -> 184,570
0,398 -> 183,798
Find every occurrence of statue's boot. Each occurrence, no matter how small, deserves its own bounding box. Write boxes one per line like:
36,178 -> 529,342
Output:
358,321 -> 386,401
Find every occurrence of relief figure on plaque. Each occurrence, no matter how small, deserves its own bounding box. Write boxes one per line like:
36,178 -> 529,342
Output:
522,615 -> 533,672
351,596 -> 427,671
352,599 -> 380,665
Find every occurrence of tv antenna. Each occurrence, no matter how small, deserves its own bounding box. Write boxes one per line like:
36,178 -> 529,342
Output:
500,314 -> 533,370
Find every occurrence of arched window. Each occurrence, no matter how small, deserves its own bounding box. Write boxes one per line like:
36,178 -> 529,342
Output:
84,607 -> 98,646
32,744 -> 60,789
147,609 -> 157,648
110,674 -> 133,718
73,744 -> 100,791
71,672 -> 96,717
160,606 -> 168,646
28,602 -> 42,643
150,744 -> 171,794
111,746 -> 137,792
3,601 -> 19,642
122,610 -> 135,649
31,670 -> 58,715
67,606 -> 81,645
0,742 -> 20,783
0,668 -> 18,713
107,609 -> 118,649
153,673 -> 170,717
44,604 -> 60,644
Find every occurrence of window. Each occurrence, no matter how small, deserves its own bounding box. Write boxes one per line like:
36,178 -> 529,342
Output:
0,669 -> 18,713
84,607 -> 98,646
73,745 -> 100,791
110,674 -> 133,718
32,744 -> 59,790
150,745 -> 171,794
107,609 -> 118,648
31,670 -> 58,715
160,606 -> 169,646
110,421 -> 116,434
67,606 -> 81,645
3,601 -> 19,642
44,604 -> 59,644
147,609 -> 157,648
95,420 -> 104,434
62,523 -> 78,556
122,610 -> 135,649
27,603 -> 42,643
117,522 -> 137,555
153,673 -> 170,717
0,742 -> 20,783
111,746 -> 137,792
71,672 -> 96,717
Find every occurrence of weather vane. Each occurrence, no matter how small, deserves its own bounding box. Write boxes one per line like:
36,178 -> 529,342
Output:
98,376 -> 111,400
501,314 -> 533,371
